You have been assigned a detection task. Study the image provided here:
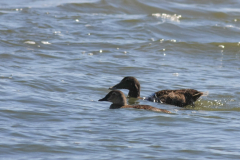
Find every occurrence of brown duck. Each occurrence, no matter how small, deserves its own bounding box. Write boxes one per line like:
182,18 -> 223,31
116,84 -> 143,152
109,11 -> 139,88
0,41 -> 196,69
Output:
109,76 -> 206,107
99,90 -> 171,113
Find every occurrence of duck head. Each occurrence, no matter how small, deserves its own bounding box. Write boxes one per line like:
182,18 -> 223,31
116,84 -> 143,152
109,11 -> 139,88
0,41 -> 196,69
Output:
109,77 -> 140,98
99,90 -> 127,106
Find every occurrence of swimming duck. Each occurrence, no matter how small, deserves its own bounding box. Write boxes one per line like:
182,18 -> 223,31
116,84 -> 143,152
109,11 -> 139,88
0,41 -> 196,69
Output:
109,76 -> 205,107
99,90 -> 171,113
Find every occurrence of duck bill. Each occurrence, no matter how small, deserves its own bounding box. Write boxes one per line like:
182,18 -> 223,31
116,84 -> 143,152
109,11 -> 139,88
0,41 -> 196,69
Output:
109,83 -> 123,90
98,93 -> 111,101
98,97 -> 108,101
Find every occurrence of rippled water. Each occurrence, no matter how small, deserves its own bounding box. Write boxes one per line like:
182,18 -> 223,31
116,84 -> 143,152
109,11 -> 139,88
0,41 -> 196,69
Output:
0,0 -> 240,159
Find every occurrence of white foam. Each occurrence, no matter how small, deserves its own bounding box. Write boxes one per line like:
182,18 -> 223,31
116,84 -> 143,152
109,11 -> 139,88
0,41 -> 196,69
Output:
218,45 -> 224,48
41,41 -> 51,45
24,41 -> 35,44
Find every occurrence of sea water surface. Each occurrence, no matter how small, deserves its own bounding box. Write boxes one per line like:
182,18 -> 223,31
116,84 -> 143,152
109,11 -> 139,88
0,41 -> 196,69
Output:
0,0 -> 240,159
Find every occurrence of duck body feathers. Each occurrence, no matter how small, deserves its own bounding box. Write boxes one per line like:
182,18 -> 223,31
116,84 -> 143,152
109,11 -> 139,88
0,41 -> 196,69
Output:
145,89 -> 203,107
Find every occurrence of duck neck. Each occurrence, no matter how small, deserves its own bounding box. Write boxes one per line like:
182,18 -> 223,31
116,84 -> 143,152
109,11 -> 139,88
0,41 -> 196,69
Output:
128,88 -> 140,98
110,95 -> 127,109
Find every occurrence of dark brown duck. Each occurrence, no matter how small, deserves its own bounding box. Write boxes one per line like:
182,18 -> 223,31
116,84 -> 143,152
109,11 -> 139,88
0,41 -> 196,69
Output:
99,90 -> 171,113
109,76 -> 206,107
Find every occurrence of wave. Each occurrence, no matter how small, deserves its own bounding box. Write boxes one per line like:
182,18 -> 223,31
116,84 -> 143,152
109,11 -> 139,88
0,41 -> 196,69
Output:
58,0 -> 171,14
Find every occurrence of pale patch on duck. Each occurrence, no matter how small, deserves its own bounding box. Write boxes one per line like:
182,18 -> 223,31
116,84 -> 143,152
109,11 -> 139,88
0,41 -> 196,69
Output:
143,93 -> 163,103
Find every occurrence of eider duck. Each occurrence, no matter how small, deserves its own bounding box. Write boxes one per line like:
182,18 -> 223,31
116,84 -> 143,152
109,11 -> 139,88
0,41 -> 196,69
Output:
99,90 -> 171,113
109,76 -> 206,107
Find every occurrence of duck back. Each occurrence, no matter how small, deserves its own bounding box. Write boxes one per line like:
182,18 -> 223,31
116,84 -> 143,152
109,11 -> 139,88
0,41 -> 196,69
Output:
154,89 -> 203,107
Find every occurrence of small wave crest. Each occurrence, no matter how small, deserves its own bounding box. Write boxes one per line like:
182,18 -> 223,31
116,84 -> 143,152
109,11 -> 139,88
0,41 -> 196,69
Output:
152,13 -> 181,22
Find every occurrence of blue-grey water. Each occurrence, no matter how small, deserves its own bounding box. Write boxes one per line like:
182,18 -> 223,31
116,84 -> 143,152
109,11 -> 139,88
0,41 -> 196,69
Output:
0,0 -> 240,159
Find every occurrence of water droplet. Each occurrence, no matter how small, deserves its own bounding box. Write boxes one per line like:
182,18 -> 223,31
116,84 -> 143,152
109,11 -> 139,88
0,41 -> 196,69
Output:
75,19 -> 79,22
99,50 -> 102,53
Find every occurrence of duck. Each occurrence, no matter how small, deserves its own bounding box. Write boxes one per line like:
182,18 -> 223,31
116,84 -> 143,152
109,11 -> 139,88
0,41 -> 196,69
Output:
109,76 -> 206,107
99,90 -> 171,113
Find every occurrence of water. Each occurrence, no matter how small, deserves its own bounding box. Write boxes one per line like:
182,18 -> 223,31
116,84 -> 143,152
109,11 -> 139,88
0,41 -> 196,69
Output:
0,0 -> 240,159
